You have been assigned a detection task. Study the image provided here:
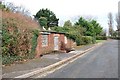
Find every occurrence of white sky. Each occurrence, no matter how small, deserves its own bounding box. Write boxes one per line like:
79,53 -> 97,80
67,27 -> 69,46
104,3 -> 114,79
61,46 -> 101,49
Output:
4,0 -> 120,31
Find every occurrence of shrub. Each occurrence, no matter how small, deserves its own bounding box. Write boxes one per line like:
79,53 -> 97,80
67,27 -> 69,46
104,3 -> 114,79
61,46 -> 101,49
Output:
96,36 -> 107,40
108,36 -> 120,40
80,36 -> 93,45
66,34 -> 93,46
65,34 -> 76,42
75,37 -> 81,46
92,37 -> 96,44
2,18 -> 38,65
31,30 -> 39,54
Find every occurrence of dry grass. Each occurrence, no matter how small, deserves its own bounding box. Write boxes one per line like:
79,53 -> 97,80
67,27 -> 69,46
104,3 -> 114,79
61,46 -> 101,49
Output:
1,10 -> 40,30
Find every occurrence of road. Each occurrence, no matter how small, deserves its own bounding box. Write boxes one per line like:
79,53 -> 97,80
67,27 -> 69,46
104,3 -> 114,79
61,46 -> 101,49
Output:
35,40 -> 118,78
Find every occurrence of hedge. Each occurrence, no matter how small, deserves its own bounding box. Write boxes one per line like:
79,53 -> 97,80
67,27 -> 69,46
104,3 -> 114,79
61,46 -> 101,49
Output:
96,36 -> 107,40
81,36 -> 93,45
75,36 -> 93,46
2,19 -> 39,65
108,36 -> 120,40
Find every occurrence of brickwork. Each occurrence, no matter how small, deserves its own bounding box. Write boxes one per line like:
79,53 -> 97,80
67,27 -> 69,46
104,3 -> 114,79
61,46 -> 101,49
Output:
35,31 -> 76,57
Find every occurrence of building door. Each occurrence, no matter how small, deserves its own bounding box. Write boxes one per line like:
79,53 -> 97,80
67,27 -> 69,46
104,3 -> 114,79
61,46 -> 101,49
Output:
54,36 -> 59,50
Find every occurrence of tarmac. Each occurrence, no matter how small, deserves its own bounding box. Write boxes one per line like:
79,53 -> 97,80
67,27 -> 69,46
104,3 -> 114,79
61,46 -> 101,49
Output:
2,44 -> 96,78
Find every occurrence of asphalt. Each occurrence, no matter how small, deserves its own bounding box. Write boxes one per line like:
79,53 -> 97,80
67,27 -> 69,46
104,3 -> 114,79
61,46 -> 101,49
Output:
36,40 -> 118,78
2,43 -> 95,78
0,60 -> 2,80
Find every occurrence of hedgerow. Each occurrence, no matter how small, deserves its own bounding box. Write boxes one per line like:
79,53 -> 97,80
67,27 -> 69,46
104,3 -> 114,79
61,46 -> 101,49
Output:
2,18 -> 39,65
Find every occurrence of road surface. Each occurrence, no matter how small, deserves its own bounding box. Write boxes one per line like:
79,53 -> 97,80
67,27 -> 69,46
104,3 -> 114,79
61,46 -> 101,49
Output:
34,40 -> 118,78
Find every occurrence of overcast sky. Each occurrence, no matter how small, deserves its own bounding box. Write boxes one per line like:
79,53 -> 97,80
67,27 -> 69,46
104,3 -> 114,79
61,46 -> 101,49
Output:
4,0 -> 120,31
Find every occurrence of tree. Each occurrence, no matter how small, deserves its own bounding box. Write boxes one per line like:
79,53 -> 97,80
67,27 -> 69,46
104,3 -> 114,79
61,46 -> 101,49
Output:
117,1 -> 120,31
63,20 -> 72,27
90,20 -> 103,36
116,13 -> 120,37
34,8 -> 59,29
75,17 -> 87,35
51,20 -> 86,45
90,20 -> 103,43
116,14 -> 120,31
75,17 -> 103,43
108,13 -> 114,36
101,29 -> 107,36
113,31 -> 118,37
75,17 -> 102,36
75,17 -> 86,27
73,25 -> 85,35
39,17 -> 47,29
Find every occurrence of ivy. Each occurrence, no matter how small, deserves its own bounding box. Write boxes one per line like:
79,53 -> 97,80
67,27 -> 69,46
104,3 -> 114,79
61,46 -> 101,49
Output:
31,30 -> 39,54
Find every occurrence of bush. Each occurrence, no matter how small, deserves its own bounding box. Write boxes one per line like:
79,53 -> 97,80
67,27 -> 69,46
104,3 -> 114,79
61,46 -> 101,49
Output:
96,36 -> 107,40
108,36 -> 120,40
2,18 -> 38,65
80,36 -> 93,45
75,37 -> 81,46
65,34 -> 76,42
66,34 -> 93,46
31,30 -> 39,54
2,56 -> 23,65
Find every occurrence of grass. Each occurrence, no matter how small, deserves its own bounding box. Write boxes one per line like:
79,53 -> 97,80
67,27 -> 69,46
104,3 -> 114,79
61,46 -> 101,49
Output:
75,40 -> 106,50
74,43 -> 93,50
96,40 -> 106,43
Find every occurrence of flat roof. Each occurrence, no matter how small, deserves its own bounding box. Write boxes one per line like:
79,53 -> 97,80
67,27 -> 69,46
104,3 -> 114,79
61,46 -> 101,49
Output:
40,30 -> 66,34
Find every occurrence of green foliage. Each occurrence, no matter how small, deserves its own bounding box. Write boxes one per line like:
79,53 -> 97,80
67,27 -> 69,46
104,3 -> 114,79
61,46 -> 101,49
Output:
109,28 -> 114,36
75,36 -> 81,46
75,17 -> 103,45
67,33 -> 94,45
66,34 -> 76,42
2,55 -> 23,65
80,36 -> 93,45
52,17 -> 103,46
96,36 -> 107,40
112,31 -> 118,37
90,20 -> 103,36
63,20 -> 72,27
0,2 -> 5,9
2,20 -> 19,56
2,18 -> 37,65
75,17 -> 103,36
100,30 -> 107,36
52,18 -> 97,46
2,22 -> 24,65
108,36 -> 120,40
52,25 -> 87,46
34,8 -> 59,28
0,2 -> 10,11
31,29 -> 39,54
39,17 -> 47,28
75,17 -> 86,27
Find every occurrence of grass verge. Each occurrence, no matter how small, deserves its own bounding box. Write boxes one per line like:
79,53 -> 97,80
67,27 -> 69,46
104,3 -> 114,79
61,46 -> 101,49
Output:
96,40 -> 106,43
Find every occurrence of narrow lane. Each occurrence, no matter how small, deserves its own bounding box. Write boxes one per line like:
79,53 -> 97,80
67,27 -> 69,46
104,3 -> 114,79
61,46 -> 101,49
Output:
42,40 -> 118,78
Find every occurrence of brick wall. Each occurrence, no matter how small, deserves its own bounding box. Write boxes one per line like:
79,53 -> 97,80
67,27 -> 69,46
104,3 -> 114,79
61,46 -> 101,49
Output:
35,33 -> 64,57
35,32 -> 76,58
